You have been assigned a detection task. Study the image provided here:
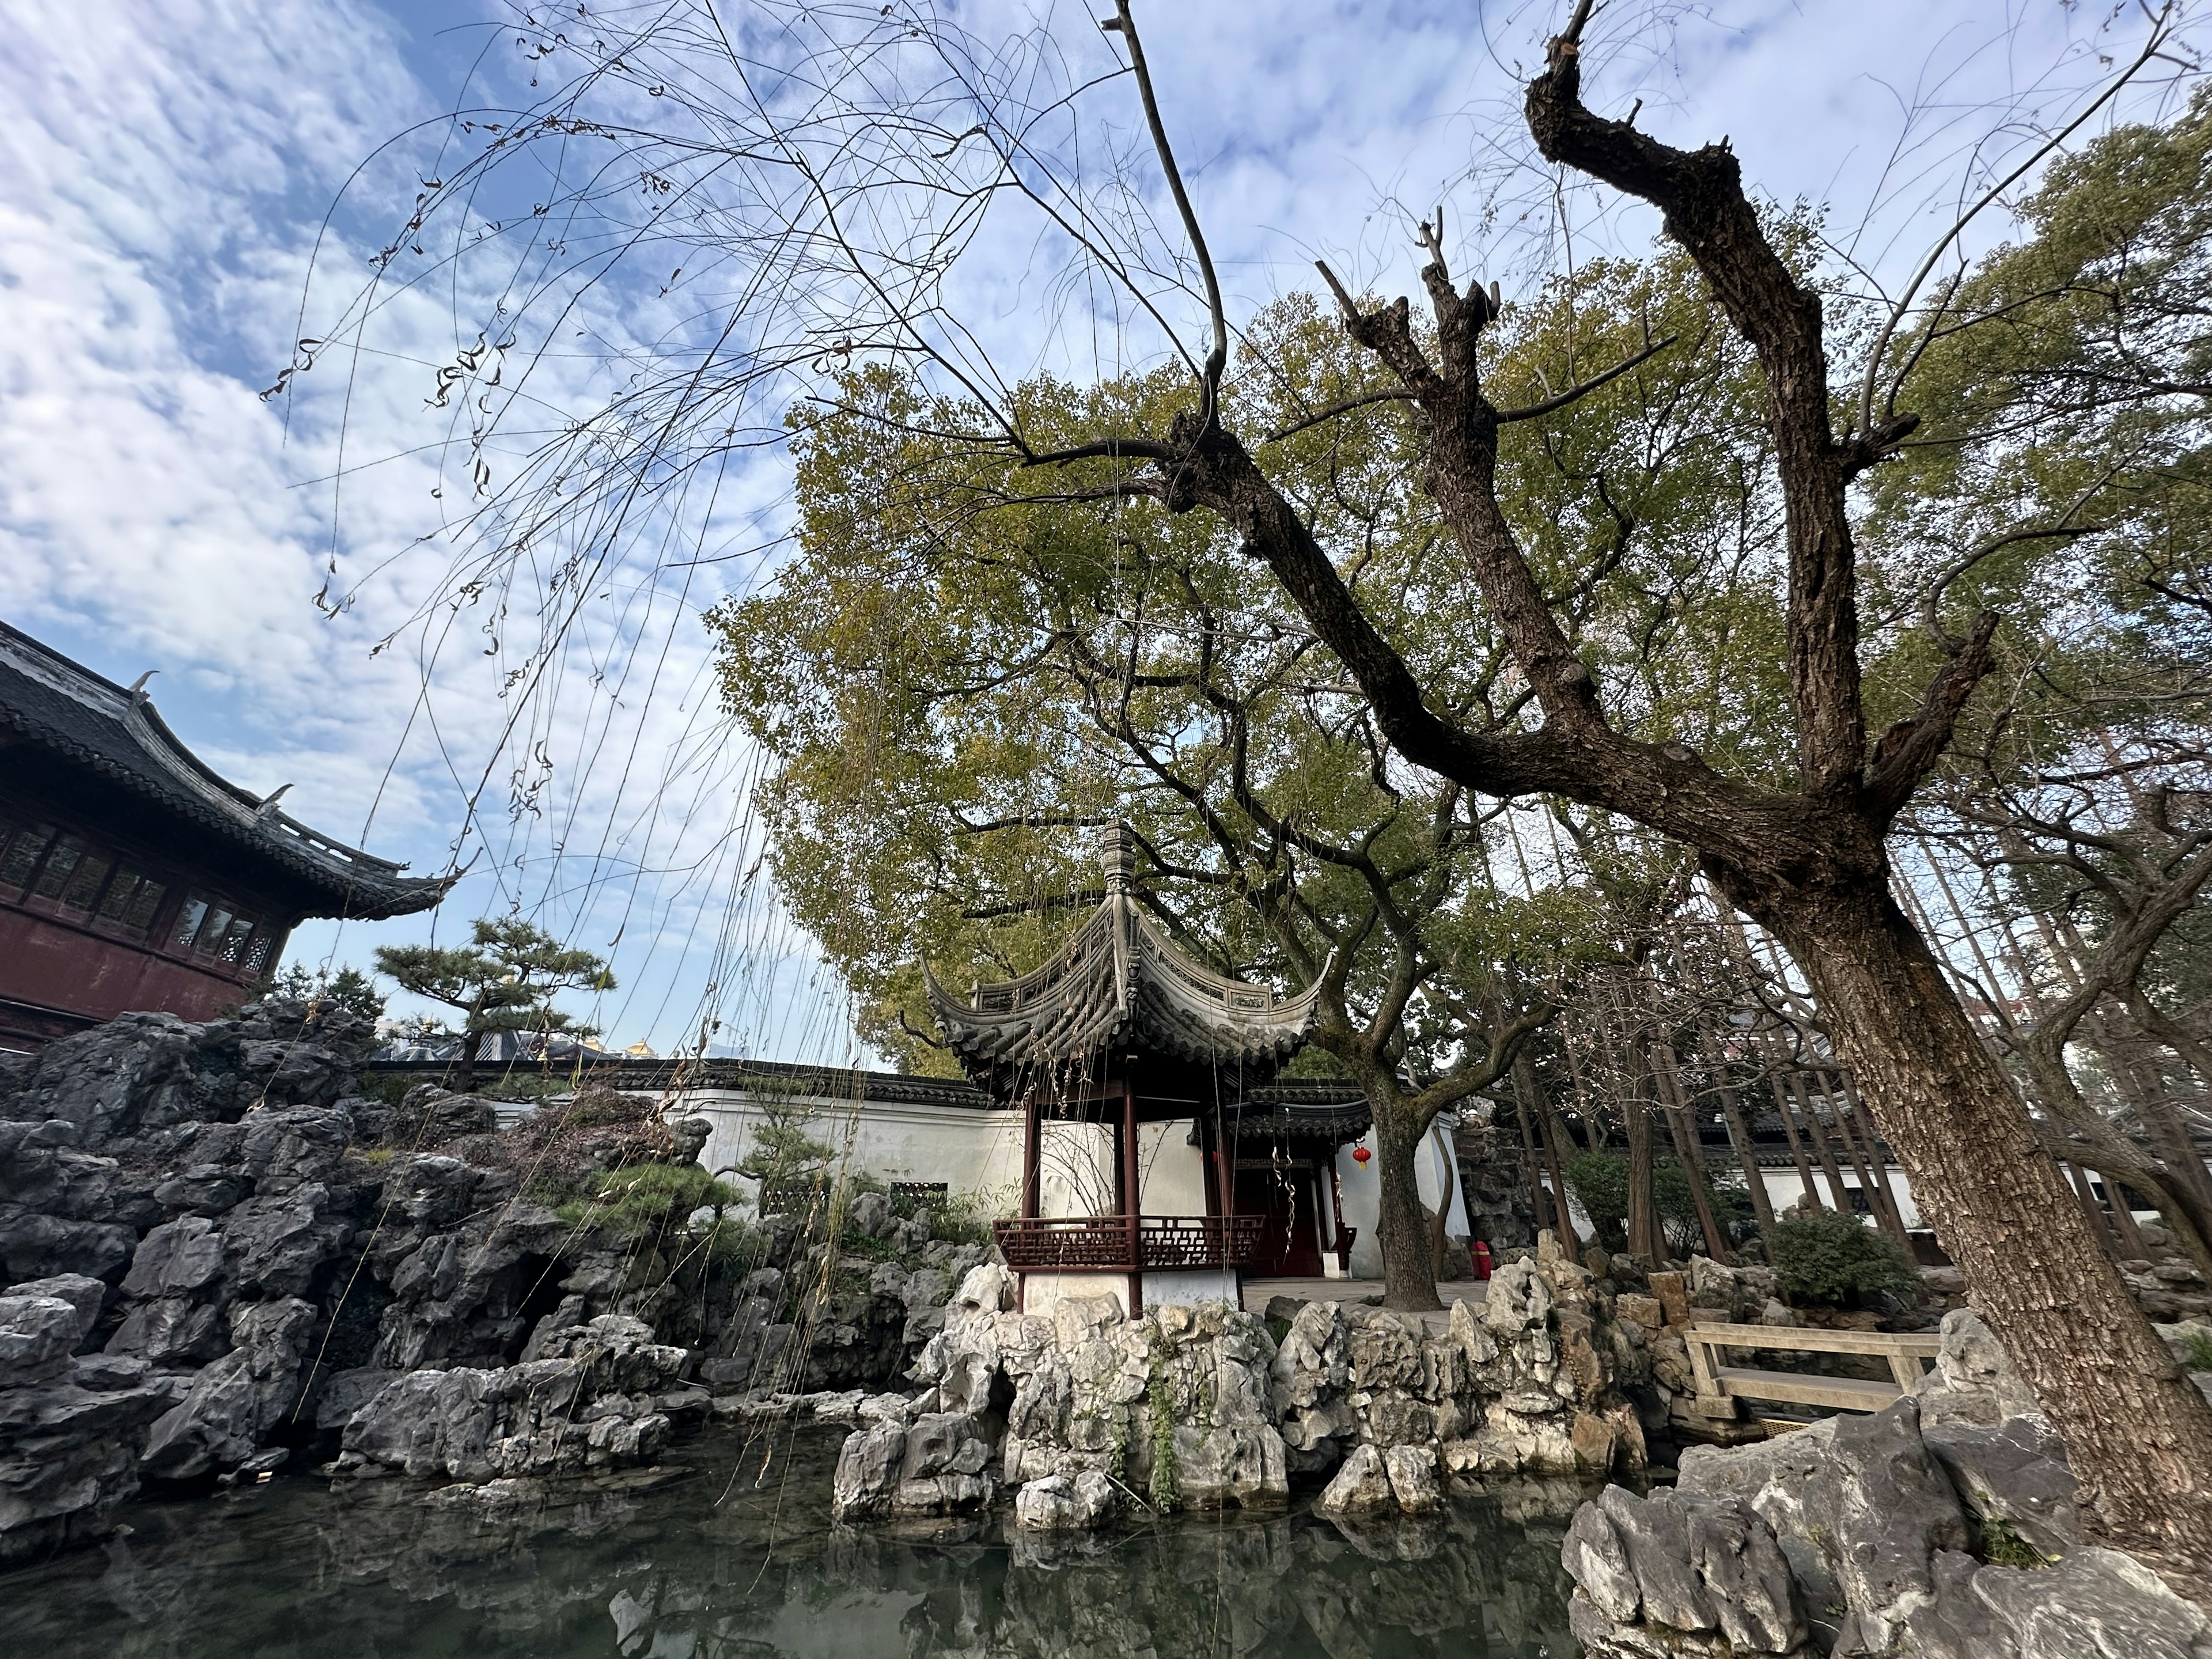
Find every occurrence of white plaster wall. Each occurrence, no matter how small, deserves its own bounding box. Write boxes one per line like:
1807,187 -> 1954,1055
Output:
680,1089 -> 1026,1206
1331,1120 -> 1473,1281
1142,1267 -> 1238,1309
678,1092 -> 1219,1222
1019,1270 -> 1130,1319
1758,1166 -> 1923,1228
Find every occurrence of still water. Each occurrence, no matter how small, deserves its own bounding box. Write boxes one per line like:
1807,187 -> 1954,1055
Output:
0,1427 -> 1585,1658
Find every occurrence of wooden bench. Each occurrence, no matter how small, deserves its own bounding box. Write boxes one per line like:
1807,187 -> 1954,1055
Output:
1685,1321 -> 1941,1419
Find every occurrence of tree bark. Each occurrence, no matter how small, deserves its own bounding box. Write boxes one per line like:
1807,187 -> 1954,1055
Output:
1625,1092 -> 1663,1264
1371,1103 -> 1441,1310
1653,1041 -> 1733,1262
1779,889 -> 2212,1595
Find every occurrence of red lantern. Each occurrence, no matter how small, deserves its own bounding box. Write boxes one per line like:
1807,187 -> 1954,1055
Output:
1351,1145 -> 1371,1166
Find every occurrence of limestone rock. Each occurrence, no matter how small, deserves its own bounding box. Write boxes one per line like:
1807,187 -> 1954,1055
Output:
1013,1470 -> 1116,1530
831,1420 -> 907,1519
1317,1442 -> 1395,1515
1912,1309 -> 2044,1427
0,1293 -> 89,1387
1922,1414 -> 2078,1561
139,1297 -> 319,1480
1383,1444 -> 1441,1514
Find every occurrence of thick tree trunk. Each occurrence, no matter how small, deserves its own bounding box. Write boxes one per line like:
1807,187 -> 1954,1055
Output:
1777,889 -> 2212,1599
1625,1093 -> 1662,1263
1371,1101 -> 1442,1312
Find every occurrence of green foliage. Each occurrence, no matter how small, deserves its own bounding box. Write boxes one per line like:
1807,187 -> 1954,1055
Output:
2181,1330 -> 2212,1373
267,962 -> 386,1023
1770,1209 -> 1919,1308
557,1162 -> 752,1272
1978,1517 -> 2048,1570
928,1185 -> 1010,1248
1565,1150 -> 1749,1256
374,918 -> 615,1066
730,1094 -> 839,1200
1146,1347 -> 1180,1513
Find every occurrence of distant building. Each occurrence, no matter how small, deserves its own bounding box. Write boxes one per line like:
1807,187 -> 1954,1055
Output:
0,619 -> 451,1050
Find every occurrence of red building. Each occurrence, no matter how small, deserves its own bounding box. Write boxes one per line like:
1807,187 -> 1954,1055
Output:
0,619 -> 450,1050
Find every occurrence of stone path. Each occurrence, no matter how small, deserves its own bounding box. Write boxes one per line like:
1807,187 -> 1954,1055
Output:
1243,1276 -> 1489,1336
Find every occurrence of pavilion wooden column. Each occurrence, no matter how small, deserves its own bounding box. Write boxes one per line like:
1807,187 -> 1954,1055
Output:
1021,1096 -> 1040,1219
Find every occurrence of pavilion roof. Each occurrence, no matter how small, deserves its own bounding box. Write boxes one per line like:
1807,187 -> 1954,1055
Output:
0,619 -> 454,921
925,827 -> 1319,1089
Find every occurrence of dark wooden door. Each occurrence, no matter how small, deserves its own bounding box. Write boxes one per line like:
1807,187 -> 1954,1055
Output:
1233,1161 -> 1323,1277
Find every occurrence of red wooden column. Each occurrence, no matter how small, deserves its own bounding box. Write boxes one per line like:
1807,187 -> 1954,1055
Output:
1021,1094 -> 1040,1220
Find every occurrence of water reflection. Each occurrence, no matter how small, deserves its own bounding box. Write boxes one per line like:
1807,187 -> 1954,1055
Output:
0,1430 -> 1582,1658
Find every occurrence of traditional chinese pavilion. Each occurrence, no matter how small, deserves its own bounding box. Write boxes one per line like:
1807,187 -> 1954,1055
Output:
0,619 -> 453,1050
926,825 -> 1332,1315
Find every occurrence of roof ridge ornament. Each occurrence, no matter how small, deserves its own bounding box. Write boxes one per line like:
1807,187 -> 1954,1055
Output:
1099,820 -> 1136,895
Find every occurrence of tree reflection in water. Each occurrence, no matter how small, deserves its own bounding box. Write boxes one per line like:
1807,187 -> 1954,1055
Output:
0,1430 -> 1583,1658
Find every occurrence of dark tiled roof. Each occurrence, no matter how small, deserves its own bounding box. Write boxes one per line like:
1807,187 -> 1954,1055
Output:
362,1054 -> 995,1109
925,889 -> 1319,1086
0,619 -> 453,920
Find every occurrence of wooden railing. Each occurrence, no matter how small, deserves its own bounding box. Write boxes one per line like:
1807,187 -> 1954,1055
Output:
1686,1321 -> 1941,1419
993,1214 -> 1265,1271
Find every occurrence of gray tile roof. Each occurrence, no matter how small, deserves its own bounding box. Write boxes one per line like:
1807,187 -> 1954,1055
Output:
0,619 -> 453,919
925,888 -> 1320,1085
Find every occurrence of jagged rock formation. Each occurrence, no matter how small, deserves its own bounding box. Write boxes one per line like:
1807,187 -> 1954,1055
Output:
0,1003 -> 964,1564
1561,1309 -> 2212,1658
827,1231 -> 1650,1530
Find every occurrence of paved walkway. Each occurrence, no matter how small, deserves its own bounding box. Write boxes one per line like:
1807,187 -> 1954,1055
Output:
1243,1275 -> 1488,1337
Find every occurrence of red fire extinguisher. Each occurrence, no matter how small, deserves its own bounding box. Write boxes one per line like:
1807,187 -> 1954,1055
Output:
1474,1240 -> 1493,1281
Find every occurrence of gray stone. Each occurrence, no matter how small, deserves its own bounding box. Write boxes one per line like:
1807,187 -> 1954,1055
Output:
1383,1444 -> 1441,1514
1563,1499 -> 1642,1622
0,1294 -> 85,1387
1600,1484 -> 1714,1633
6,1272 -> 105,1340
139,1297 -> 319,1480
1317,1442 -> 1395,1515
1013,1469 -> 1116,1530
1913,1309 -> 2044,1427
1969,1545 -> 2212,1659
1923,1415 -> 2078,1560
119,1215 -> 225,1299
831,1419 -> 907,1520
1681,1490 -> 1805,1654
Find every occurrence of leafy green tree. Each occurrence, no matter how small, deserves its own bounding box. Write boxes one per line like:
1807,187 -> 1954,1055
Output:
373,918 -> 615,1091
267,961 -> 386,1024
728,1092 -> 839,1210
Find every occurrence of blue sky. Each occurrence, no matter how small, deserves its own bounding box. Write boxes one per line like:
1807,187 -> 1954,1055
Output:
0,0 -> 2186,1060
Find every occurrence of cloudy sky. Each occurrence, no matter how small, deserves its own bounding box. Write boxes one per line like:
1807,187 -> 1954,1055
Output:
0,0 -> 2187,1059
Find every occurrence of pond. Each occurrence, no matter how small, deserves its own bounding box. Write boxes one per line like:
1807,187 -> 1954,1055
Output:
0,1427 -> 1588,1658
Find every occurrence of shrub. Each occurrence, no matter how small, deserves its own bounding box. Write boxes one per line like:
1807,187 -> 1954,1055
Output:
1566,1150 -> 1751,1256
2182,1330 -> 2212,1373
557,1162 -> 753,1271
1770,1208 -> 1918,1306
